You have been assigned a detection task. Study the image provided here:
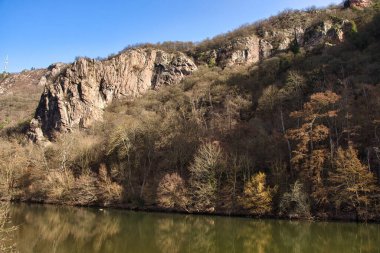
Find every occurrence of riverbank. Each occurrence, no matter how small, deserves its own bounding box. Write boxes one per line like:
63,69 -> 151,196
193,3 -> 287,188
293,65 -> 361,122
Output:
4,199 -> 380,224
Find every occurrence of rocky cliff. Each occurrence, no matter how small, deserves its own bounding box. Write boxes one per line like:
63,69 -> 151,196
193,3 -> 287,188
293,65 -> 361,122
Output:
28,48 -> 197,141
28,4 -> 362,142
195,17 -> 354,69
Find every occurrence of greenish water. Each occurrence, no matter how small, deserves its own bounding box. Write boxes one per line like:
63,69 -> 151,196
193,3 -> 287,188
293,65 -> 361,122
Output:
8,203 -> 380,253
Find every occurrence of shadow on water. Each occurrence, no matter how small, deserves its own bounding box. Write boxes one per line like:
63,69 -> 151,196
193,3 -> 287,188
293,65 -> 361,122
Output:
9,203 -> 380,253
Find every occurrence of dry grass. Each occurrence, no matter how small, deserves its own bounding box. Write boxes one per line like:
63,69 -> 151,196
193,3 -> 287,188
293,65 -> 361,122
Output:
0,69 -> 45,132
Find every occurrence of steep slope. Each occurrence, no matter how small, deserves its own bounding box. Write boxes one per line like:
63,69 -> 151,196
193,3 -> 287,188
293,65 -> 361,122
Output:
0,69 -> 46,131
29,5 -> 356,142
191,18 -> 353,68
1,0 -> 380,221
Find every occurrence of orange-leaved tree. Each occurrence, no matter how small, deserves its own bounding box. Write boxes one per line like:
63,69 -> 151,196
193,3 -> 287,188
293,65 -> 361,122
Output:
287,91 -> 340,209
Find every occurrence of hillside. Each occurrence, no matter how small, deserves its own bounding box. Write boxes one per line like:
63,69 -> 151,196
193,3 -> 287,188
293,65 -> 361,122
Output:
0,69 -> 46,132
1,0 -> 380,221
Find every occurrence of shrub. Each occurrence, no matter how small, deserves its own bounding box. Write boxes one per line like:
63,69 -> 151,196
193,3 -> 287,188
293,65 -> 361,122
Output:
280,181 -> 311,219
43,170 -> 76,202
289,37 -> 301,54
239,172 -> 277,216
97,164 -> 123,205
157,173 -> 188,210
189,142 -> 222,212
0,140 -> 29,200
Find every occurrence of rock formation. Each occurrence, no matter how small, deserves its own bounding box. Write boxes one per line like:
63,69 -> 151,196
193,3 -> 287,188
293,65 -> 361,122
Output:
28,14 -> 356,142
28,48 -> 197,141
303,19 -> 354,51
348,0 -> 373,8
196,18 -> 353,68
216,35 -> 261,67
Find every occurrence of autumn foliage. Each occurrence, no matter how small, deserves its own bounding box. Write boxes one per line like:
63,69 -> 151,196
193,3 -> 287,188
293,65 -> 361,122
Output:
239,172 -> 277,216
287,91 -> 341,209
1,4 -> 380,222
329,146 -> 380,220
157,173 -> 188,210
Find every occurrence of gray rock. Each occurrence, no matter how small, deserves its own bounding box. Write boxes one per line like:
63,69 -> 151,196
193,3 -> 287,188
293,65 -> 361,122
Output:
28,48 -> 197,141
348,0 -> 373,8
303,19 -> 353,51
217,35 -> 260,68
259,39 -> 273,60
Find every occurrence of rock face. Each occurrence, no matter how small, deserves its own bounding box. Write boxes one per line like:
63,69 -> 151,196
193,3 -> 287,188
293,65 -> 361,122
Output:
29,48 -> 197,141
216,35 -> 261,67
303,20 -> 353,51
348,0 -> 373,8
202,35 -> 274,68
28,14 -> 356,142
198,18 -> 353,68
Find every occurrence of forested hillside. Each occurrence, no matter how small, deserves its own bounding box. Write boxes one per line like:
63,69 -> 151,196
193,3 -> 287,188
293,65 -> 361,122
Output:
1,1 -> 380,221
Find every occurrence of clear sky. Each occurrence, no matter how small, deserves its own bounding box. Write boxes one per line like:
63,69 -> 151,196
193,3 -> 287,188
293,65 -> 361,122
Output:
0,0 -> 341,73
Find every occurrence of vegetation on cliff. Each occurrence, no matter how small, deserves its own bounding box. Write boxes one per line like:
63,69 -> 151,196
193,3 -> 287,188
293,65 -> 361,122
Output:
1,1 -> 380,221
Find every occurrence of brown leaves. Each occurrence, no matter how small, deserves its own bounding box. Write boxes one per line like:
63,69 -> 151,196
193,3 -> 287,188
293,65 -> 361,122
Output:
157,173 -> 188,210
290,91 -> 341,121
286,91 -> 340,210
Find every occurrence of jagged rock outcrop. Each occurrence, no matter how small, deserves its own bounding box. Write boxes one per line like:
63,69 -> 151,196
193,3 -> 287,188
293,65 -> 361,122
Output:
198,18 -> 353,68
264,27 -> 305,51
28,48 -> 197,141
303,19 -> 354,51
199,35 -> 275,68
259,39 -> 273,59
348,0 -> 373,8
217,35 -> 261,68
28,13 -> 357,142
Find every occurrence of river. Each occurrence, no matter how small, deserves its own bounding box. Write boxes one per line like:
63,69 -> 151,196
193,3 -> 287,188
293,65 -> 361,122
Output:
8,203 -> 380,253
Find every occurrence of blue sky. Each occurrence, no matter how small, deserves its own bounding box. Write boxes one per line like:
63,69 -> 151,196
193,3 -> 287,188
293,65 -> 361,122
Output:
0,0 -> 341,73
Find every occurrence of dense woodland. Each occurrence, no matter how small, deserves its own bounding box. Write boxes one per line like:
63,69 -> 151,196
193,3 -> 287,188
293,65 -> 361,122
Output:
1,2 -> 380,221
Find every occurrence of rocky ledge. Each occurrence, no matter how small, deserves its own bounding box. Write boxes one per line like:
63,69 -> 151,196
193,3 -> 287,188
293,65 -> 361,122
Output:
197,18 -> 355,68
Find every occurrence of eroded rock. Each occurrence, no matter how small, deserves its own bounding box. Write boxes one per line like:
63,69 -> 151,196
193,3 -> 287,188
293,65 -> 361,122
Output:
348,0 -> 373,8
29,48 -> 197,141
217,35 -> 260,68
304,19 -> 353,51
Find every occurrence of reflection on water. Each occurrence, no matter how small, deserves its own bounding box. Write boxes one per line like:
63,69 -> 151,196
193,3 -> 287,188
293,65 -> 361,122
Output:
10,203 -> 380,253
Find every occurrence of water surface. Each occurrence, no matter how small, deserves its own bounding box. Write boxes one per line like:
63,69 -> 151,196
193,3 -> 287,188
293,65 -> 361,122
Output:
9,203 -> 380,253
